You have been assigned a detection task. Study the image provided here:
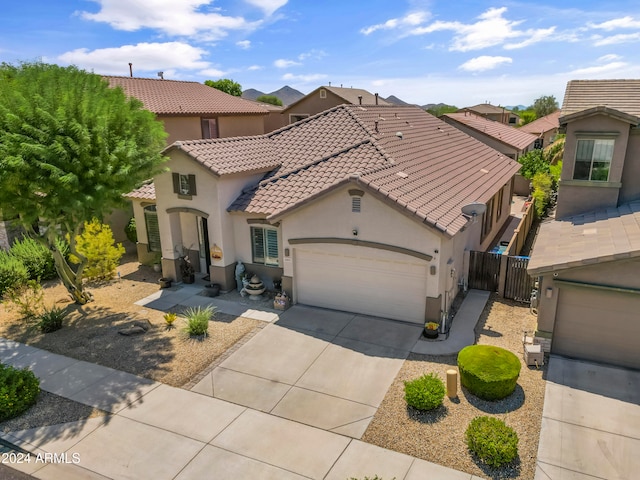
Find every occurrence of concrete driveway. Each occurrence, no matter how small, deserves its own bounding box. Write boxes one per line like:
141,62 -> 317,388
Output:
191,305 -> 423,438
536,355 -> 640,479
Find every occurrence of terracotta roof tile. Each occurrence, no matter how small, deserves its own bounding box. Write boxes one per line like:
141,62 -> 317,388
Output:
561,79 -> 640,118
528,201 -> 640,275
442,112 -> 538,151
519,111 -> 560,135
125,182 -> 155,200
105,76 -> 268,116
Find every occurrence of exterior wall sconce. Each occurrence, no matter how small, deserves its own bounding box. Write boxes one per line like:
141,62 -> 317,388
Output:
210,244 -> 223,260
352,228 -> 358,236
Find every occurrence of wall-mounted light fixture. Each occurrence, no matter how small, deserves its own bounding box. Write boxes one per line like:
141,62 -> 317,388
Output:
352,228 -> 358,236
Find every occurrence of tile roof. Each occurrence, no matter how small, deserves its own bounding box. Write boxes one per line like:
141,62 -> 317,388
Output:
560,79 -> 640,118
125,182 -> 156,200
442,112 -> 538,151
323,86 -> 391,106
463,103 -> 512,115
519,110 -> 561,135
206,104 -> 521,236
104,76 -> 268,116
528,201 -> 640,275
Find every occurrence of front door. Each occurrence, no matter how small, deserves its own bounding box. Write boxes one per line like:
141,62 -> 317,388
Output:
197,217 -> 211,276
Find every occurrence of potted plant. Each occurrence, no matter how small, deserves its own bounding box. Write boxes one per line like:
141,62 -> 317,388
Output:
180,254 -> 195,284
423,322 -> 440,339
203,283 -> 220,297
152,252 -> 162,272
158,277 -> 172,289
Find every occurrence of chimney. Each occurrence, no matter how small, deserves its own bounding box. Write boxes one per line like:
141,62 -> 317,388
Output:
129,63 -> 133,77
358,95 -> 363,105
375,93 -> 379,105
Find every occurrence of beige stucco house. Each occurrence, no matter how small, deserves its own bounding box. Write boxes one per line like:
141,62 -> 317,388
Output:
132,104 -> 521,324
528,79 -> 640,370
281,86 -> 391,125
460,103 -> 520,125
519,110 -> 561,149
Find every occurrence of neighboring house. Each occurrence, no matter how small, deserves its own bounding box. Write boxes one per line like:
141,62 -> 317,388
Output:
460,103 -> 520,125
131,104 -> 521,324
528,79 -> 640,370
519,110 -> 561,148
107,76 -> 269,258
281,86 -> 391,125
442,112 -> 538,160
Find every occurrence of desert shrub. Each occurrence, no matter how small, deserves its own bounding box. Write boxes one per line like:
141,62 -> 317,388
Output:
6,280 -> 44,319
9,236 -> 56,281
70,218 -> 126,282
0,363 -> 40,422
164,312 -> 177,327
466,416 -> 519,468
404,373 -> 446,411
184,305 -> 215,337
457,345 -> 521,400
0,251 -> 29,297
37,306 -> 69,333
532,172 -> 553,217
124,217 -> 137,243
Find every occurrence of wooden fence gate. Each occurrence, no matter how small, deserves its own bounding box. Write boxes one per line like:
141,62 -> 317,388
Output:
468,251 -> 533,303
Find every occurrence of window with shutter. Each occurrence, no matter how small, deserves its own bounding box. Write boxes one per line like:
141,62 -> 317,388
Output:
144,205 -> 161,252
251,226 -> 279,266
172,173 -> 196,197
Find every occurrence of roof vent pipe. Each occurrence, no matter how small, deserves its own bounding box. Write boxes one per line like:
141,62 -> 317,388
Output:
374,120 -> 379,133
129,63 -> 133,77
358,95 -> 363,105
375,93 -> 379,105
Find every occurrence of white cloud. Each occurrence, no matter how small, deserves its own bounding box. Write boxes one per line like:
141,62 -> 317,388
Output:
361,11 -> 429,35
244,0 -> 288,16
459,55 -> 512,72
568,61 -> 629,76
282,73 -> 328,82
248,65 -> 263,71
298,49 -> 327,61
598,54 -> 622,62
236,40 -> 251,49
409,7 -> 554,52
199,68 -> 227,77
274,58 -> 301,68
57,42 -> 209,76
79,0 -> 257,38
588,16 -> 640,31
592,32 -> 640,46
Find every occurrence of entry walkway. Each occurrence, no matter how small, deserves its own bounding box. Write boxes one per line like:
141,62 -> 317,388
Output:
0,338 -> 482,479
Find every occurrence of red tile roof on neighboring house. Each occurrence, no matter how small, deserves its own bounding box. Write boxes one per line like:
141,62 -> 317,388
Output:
561,79 -> 640,118
442,112 -> 538,151
126,182 -> 156,200
172,105 -> 520,236
520,110 -> 561,136
462,103 -> 513,115
282,86 -> 391,113
528,200 -> 640,275
105,76 -> 268,116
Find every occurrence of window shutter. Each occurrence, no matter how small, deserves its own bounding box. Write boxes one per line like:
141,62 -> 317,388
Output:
251,227 -> 265,263
188,174 -> 197,196
144,207 -> 161,252
265,229 -> 279,266
172,173 -> 180,194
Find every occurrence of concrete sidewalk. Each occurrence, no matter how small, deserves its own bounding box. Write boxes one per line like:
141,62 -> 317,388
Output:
0,337 -> 482,480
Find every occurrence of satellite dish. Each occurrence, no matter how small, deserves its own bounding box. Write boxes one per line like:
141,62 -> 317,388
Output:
461,202 -> 487,223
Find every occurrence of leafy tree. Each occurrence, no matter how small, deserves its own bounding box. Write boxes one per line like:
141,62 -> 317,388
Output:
518,149 -> 549,180
532,95 -> 558,118
69,219 -> 126,282
204,78 -> 242,96
426,104 -> 458,117
256,94 -> 283,106
0,62 -> 167,304
518,110 -> 537,125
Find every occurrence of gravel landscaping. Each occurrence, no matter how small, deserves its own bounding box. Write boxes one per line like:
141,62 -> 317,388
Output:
362,294 -> 546,480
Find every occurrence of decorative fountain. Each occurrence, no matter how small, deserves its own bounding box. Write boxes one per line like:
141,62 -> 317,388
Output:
244,275 -> 265,300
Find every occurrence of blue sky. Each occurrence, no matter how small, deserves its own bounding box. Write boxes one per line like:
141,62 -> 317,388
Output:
2,0 -> 640,107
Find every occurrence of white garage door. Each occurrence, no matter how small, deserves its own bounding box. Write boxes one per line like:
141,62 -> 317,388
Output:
553,288 -> 640,370
294,245 -> 428,323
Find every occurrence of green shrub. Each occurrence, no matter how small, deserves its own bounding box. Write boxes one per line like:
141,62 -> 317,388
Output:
124,217 -> 137,243
532,172 -> 553,217
0,363 -> 40,422
70,218 -> 126,282
37,306 -> 69,333
404,373 -> 446,411
466,416 -> 519,467
10,236 -> 56,281
457,345 -> 521,400
0,251 -> 29,297
184,305 -> 215,337
6,280 -> 44,319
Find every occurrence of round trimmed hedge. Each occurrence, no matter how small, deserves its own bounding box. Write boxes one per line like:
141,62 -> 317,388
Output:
0,363 -> 40,422
466,416 -> 519,467
457,345 -> 521,400
404,373 -> 446,411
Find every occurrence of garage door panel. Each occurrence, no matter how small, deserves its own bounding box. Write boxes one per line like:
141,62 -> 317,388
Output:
295,247 -> 428,323
553,288 -> 640,370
